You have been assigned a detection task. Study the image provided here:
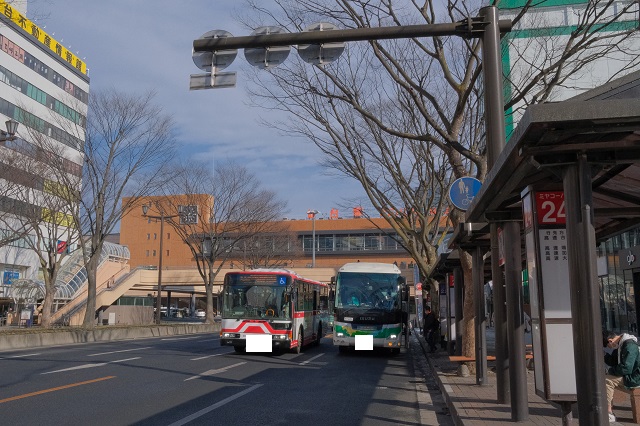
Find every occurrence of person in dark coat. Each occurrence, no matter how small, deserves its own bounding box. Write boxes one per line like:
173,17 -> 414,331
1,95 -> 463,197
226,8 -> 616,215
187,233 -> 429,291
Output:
423,305 -> 440,352
603,330 -> 640,422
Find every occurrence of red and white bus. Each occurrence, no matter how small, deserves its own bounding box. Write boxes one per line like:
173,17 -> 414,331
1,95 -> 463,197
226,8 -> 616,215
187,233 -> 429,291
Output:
220,269 -> 329,353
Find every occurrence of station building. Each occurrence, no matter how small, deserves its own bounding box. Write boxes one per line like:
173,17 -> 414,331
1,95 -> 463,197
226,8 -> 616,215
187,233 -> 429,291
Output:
118,195 -> 420,311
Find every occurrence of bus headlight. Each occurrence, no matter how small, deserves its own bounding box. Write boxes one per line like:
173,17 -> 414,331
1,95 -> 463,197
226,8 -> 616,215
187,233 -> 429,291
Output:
390,334 -> 397,339
337,332 -> 345,337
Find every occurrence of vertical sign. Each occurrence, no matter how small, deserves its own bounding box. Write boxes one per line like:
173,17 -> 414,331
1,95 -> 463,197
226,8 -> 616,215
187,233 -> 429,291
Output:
522,186 -> 576,402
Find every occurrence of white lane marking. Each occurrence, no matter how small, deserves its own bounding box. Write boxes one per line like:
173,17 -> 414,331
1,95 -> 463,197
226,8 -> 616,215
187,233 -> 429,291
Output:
300,353 -> 325,365
184,362 -> 246,381
41,357 -> 141,374
0,353 -> 41,359
162,336 -> 199,341
88,347 -> 151,357
191,351 -> 234,361
197,338 -> 219,343
168,383 -> 263,426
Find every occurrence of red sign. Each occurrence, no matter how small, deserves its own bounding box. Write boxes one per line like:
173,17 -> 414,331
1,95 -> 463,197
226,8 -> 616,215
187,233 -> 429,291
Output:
416,282 -> 422,291
448,274 -> 454,287
56,240 -> 67,254
535,191 -> 566,225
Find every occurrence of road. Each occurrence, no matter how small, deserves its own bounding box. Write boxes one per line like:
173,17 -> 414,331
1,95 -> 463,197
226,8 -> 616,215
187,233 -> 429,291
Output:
0,332 -> 452,425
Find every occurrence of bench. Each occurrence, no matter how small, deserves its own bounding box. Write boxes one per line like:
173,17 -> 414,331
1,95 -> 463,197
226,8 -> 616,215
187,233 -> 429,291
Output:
619,387 -> 640,423
449,354 -> 533,363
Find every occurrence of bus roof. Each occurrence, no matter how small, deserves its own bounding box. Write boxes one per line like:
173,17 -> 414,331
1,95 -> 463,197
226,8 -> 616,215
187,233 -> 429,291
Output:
225,268 -> 325,286
338,262 -> 401,274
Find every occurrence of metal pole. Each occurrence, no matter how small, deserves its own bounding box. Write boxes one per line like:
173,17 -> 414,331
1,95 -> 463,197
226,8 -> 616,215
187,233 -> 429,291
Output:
473,245 -> 488,386
480,4 -> 511,408
454,266 -> 464,356
563,155 -> 607,424
193,20 -> 512,52
157,214 -> 164,325
503,221 -> 528,421
312,215 -> 316,267
491,222 -> 510,404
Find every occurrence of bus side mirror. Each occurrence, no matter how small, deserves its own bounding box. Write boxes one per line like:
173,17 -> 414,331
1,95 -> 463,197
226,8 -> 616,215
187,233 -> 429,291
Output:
329,289 -> 335,303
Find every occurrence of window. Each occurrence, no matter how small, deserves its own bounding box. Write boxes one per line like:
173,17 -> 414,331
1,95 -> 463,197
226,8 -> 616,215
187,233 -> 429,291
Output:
147,233 -> 150,240
153,250 -> 156,256
146,250 -> 149,257
154,233 -> 157,240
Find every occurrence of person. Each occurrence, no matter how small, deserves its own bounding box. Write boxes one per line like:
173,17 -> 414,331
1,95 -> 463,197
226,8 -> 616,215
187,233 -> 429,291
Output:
603,330 -> 640,423
423,305 -> 440,353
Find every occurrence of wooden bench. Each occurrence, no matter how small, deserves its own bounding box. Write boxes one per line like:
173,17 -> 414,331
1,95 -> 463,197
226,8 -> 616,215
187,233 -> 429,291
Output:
619,387 -> 640,423
449,354 -> 533,363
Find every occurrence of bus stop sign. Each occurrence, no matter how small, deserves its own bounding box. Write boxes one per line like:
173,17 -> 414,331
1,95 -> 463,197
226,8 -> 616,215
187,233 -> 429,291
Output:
449,177 -> 482,211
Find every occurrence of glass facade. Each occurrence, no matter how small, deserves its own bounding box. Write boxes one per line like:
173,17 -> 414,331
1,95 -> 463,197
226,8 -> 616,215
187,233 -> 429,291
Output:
301,232 -> 403,253
598,229 -> 640,334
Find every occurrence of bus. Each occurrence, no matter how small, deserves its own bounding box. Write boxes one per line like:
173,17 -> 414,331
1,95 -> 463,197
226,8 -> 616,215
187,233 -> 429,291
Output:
220,269 -> 329,354
332,262 -> 409,354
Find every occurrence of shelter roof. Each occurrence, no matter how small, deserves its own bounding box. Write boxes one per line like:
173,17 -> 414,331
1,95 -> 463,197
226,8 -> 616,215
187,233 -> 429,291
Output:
465,71 -> 640,242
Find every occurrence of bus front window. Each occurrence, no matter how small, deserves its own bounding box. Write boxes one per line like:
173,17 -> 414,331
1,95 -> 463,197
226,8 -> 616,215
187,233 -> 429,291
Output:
222,285 -> 289,319
336,272 -> 400,312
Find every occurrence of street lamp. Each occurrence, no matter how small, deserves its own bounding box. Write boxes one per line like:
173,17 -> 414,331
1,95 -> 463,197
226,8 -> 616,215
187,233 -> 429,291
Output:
0,119 -> 19,142
307,209 -> 319,267
142,202 -> 180,324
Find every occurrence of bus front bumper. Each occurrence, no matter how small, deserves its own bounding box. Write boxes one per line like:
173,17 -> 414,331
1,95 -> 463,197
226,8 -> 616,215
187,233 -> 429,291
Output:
220,333 -> 291,351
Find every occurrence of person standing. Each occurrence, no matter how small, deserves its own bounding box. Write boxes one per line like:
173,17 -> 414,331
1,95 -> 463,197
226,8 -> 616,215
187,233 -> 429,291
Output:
603,330 -> 640,423
423,305 -> 440,353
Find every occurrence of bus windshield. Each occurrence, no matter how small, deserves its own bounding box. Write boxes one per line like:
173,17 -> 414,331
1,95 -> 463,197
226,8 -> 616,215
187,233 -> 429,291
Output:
336,272 -> 400,312
222,284 -> 291,319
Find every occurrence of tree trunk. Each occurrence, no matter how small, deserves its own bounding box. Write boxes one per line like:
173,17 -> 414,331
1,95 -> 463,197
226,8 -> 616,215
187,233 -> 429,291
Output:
460,250 -> 475,360
82,252 -> 100,328
40,280 -> 55,327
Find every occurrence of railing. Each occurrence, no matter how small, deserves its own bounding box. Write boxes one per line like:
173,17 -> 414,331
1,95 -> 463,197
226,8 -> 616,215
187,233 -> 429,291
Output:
53,265 -> 149,324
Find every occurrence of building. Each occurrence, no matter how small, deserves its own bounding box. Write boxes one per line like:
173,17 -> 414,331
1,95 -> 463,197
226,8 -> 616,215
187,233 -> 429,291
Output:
0,0 -> 89,309
118,195 -> 420,311
120,196 -> 416,274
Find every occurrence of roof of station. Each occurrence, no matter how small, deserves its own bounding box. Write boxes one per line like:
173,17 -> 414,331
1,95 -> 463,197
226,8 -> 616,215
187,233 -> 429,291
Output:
463,70 -> 640,245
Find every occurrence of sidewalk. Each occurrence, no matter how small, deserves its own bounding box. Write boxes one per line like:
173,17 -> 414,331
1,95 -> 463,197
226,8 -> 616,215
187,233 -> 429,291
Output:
415,328 -> 636,425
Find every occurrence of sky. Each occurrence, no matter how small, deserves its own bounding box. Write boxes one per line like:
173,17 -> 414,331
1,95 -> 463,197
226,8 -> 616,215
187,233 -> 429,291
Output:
27,0 -> 369,220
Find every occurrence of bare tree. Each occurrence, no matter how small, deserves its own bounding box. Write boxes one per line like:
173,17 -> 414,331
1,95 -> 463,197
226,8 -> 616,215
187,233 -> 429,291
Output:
77,89 -> 176,328
162,159 -> 287,323
236,0 -> 640,358
0,102 -> 86,327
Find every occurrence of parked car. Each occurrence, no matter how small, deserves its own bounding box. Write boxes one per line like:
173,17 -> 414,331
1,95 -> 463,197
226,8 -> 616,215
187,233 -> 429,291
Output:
195,309 -> 206,319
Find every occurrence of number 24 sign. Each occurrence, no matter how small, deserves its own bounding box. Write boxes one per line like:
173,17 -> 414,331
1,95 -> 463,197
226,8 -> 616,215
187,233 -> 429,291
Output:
536,191 -> 565,225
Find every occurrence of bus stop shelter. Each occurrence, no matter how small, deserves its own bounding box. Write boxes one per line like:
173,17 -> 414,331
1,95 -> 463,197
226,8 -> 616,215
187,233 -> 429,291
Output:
441,70 -> 640,424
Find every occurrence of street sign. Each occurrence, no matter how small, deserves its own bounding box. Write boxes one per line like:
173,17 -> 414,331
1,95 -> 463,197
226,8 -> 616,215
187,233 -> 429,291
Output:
192,30 -> 237,72
244,26 -> 291,69
448,177 -> 482,211
298,22 -> 345,66
535,191 -> 566,225
189,72 -> 237,90
190,30 -> 238,90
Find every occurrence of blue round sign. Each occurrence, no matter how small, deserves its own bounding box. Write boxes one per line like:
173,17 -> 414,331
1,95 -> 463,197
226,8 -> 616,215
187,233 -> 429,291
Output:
449,177 -> 482,211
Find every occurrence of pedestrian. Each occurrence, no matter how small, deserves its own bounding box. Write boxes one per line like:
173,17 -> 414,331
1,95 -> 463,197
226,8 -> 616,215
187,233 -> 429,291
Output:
603,329 -> 640,423
423,305 -> 440,353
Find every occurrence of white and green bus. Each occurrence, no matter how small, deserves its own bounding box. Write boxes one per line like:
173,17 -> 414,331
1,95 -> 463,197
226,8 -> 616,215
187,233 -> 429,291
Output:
332,262 -> 409,354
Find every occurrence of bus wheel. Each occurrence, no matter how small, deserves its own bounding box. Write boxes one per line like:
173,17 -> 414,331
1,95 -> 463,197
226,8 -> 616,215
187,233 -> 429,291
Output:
315,324 -> 322,346
233,346 -> 245,353
391,347 -> 400,355
338,345 -> 349,354
295,327 -> 304,354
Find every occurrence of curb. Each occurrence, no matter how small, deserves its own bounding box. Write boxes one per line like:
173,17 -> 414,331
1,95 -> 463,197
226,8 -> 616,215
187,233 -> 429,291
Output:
416,331 -> 465,426
0,323 -> 220,352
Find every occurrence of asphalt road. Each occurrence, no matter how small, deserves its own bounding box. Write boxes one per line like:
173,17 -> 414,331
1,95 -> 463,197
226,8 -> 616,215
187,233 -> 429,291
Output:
0,332 -> 452,425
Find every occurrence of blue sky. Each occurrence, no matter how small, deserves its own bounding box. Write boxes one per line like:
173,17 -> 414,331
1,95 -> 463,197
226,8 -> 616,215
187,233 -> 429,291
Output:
29,0 -> 369,220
